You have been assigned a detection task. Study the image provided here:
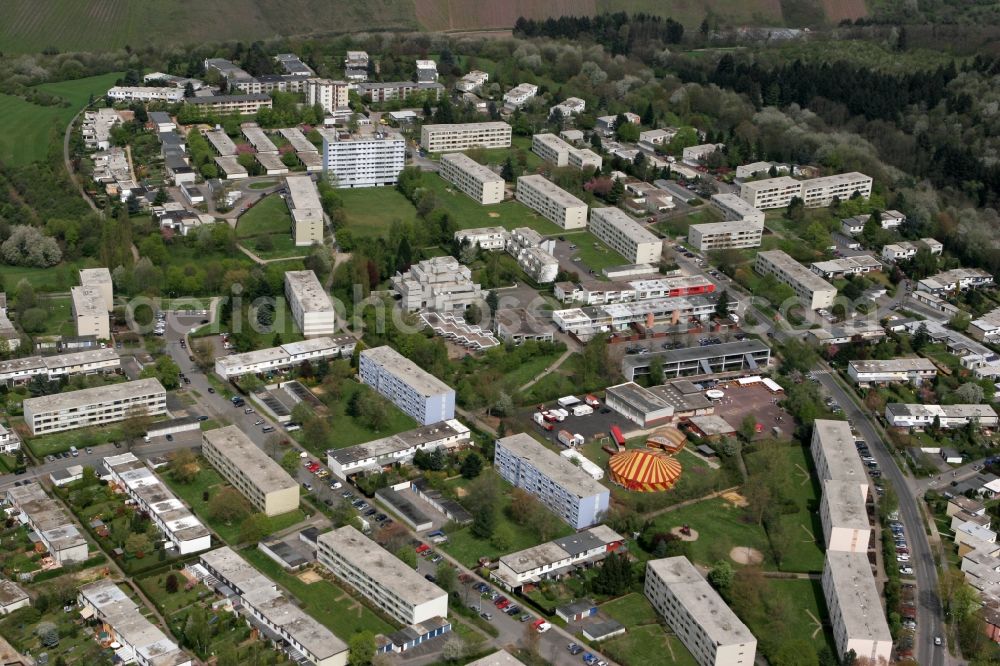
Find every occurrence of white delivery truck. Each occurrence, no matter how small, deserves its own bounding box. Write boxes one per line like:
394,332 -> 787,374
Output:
572,404 -> 594,417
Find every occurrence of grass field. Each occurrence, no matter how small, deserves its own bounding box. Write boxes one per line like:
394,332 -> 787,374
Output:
423,173 -> 565,235
25,423 -> 125,457
563,230 -> 631,272
599,593 -> 659,628
602,624 -> 698,666
0,72 -> 122,166
336,187 -> 419,238
655,207 -> 723,238
648,496 -> 772,567
236,194 -> 307,259
300,380 -> 417,454
37,295 -> 75,337
764,579 -> 836,653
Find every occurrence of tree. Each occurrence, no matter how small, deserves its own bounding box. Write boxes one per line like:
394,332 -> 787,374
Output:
141,354 -> 182,389
460,452 -> 483,479
591,551 -> 632,595
239,513 -> 271,543
440,635 -> 467,663
647,355 -> 664,385
954,382 -> 985,404
472,501 -> 497,539
708,561 -> 735,596
912,323 -> 930,351
121,406 -> 152,450
739,414 -> 758,443
715,290 -> 732,319
501,156 -> 516,181
165,573 -> 179,593
0,226 -> 62,267
281,449 -> 301,474
436,562 -> 456,593
606,178 -> 625,204
125,532 -> 152,557
170,448 -> 199,484
348,632 -> 375,666
191,338 -> 215,371
208,487 -> 250,524
485,290 -> 499,316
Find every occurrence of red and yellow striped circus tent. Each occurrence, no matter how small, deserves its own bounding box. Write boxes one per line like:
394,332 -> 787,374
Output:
646,427 -> 687,454
608,449 -> 682,492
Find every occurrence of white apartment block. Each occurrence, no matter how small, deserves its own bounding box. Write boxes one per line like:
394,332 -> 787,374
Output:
493,525 -> 624,589
420,122 -> 512,153
327,419 -> 470,478
23,378 -> 166,436
317,525 -> 448,625
970,306 -> 1000,342
885,403 -> 999,429
71,286 -> 110,339
285,175 -> 325,246
0,580 -> 28,616
645,557 -> 756,666
306,78 -> 349,113
6,483 -> 89,565
202,426 -> 299,517
107,86 -> 185,103
821,479 -> 871,553
688,221 -> 764,252
494,433 -> 609,529
709,193 -> 765,226
847,358 -> 937,386
215,336 -> 355,379
455,227 -> 507,251
568,147 -> 602,171
319,127 -> 405,188
735,161 -> 786,179
740,172 -> 872,209
516,175 -> 587,229
503,83 -> 538,109
506,227 -> 559,284
185,94 -> 273,115
285,270 -> 336,337
918,268 -> 994,294
588,207 -> 663,265
810,254 -> 882,279
78,581 -> 193,666
754,250 -> 837,310
200,547 -> 348,666
392,256 -> 483,312
0,424 -> 20,454
360,81 -> 444,103
440,153 -> 505,205
455,71 -> 489,93
0,348 -> 120,386
681,143 -> 723,165
811,419 -> 869,502
550,97 -> 585,116
104,452 -> 211,554
359,346 -> 456,425
822,551 -> 893,665
532,133 -> 573,167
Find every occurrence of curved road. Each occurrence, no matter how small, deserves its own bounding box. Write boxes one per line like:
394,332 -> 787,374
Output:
62,102 -> 100,214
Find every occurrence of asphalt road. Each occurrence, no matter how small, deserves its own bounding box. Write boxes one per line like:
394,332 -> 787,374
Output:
815,369 -> 945,666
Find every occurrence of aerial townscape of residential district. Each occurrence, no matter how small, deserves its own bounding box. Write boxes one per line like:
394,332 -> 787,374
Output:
4,5 -> 1000,666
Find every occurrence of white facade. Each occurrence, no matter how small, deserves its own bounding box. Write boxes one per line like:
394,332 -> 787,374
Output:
440,153 -> 505,205
317,526 -> 448,625
359,346 -> 456,425
550,97 -> 585,117
0,348 -> 120,385
455,71 -> 489,93
531,133 -> 602,171
285,270 -> 335,337
416,59 -> 439,82
455,227 -> 507,251
305,78 -> 349,113
821,479 -> 870,553
506,227 -> 558,284
918,268 -> 995,294
215,336 -> 355,379
284,175 -> 325,246
516,175 -> 587,230
740,172 -> 872,209
754,250 -> 837,310
739,176 -> 803,209
320,127 -> 405,188
688,220 -> 763,252
811,255 -> 883,279
885,403 -> 999,429
709,193 -> 765,226
71,286 -> 110,339
327,419 -> 470,478
503,83 -> 538,109
6,483 -> 89,565
645,557 -> 756,666
735,161 -> 786,179
392,256 -> 483,312
822,551 -> 893,665
494,525 -> 624,589
681,143 -> 723,165
23,378 -> 166,435
847,358 -> 937,386
420,123 -> 512,153
494,433 -> 610,529
107,86 -> 185,102
588,207 -> 662,264
811,420 -> 869,501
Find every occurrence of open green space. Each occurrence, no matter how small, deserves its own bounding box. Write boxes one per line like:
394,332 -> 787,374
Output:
763,579 -> 836,654
242,546 -> 396,636
0,72 -> 122,166
302,380 -> 418,453
563,230 -> 630,272
35,295 -> 74,337
236,194 -> 307,259
336,187 -> 419,238
248,180 -> 279,190
602,624 -> 698,666
656,206 -> 723,238
422,173 -> 565,235
25,422 -> 125,457
0,259 -> 97,293
137,570 -> 214,616
599,593 -> 660,628
647,496 -> 772,567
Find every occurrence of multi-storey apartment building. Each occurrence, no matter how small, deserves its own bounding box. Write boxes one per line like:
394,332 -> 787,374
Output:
494,526 -> 625,590
23,378 -> 166,435
317,526 -> 448,625
359,346 -> 456,425
688,220 -> 764,252
305,78 -> 349,113
588,207 -> 663,264
811,420 -> 869,501
515,175 -> 587,229
885,403 -> 999,429
185,94 -> 273,115
505,227 -> 559,284
79,267 -> 114,311
532,133 -> 573,166
440,153 -> 505,205
284,270 -> 335,337
104,452 -> 211,554
820,479 -> 871,553
0,348 -> 120,386
420,122 -> 512,153
709,193 -> 766,226
78,581 -> 193,666
359,81 -> 444,103
754,250 -> 837,310
327,420 -> 470,478
550,97 -> 586,117
200,547 -> 348,666
214,336 -> 355,379
503,83 -> 538,109
319,127 -> 405,188
284,175 -> 325,246
107,86 -> 185,103
392,256 -> 483,312
455,70 -> 489,93
202,426 -> 299,517
6,483 -> 89,565
455,227 -> 507,251
800,172 -> 873,207
822,551 -> 893,665
493,433 -> 610,529
739,176 -> 803,209
644,556 -> 757,666
71,286 -> 110,339
847,358 -> 938,386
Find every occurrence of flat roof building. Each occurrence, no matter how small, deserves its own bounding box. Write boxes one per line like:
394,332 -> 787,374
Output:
604,382 -> 676,427
317,525 -> 448,625
214,336 -> 354,379
284,175 -> 324,246
359,346 -> 455,425
392,256 -> 482,313
327,419 -> 470,478
440,153 -> 504,205
202,426 -> 299,517
241,123 -> 278,154
918,268 -> 995,294
104,452 -> 211,554
23,378 -> 166,435
688,220 -> 764,252
621,340 -> 771,382
319,127 -> 405,189
494,433 -> 610,529
186,93 -> 273,115
811,420 -> 868,501
493,525 -> 625,590
847,358 -> 937,386
811,254 -> 883,279
420,122 -> 512,153
0,347 -> 119,385
359,81 -> 444,103
79,267 -> 114,311
284,270 -> 335,337
822,551 -> 892,665
645,556 -> 756,666
885,403 -> 999,429
214,155 -> 248,180
71,286 -> 110,339
305,78 -> 349,114
709,193 -> 765,226
466,652 -> 526,666
740,172 -> 872,209
108,86 -> 185,103
6,482 -> 89,565
754,250 -> 837,310
821,479 -> 871,553
455,227 -> 507,252
589,207 -> 662,264
516,175 -> 587,230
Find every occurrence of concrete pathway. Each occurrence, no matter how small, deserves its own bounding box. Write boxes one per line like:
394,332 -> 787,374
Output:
640,486 -> 741,520
236,243 -> 306,265
518,348 -> 573,392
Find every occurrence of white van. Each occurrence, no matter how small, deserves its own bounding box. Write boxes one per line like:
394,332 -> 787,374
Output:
69,446 -> 79,457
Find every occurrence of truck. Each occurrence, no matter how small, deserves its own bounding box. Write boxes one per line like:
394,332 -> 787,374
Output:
585,395 -> 601,407
548,408 -> 569,421
557,430 -> 585,448
533,412 -> 554,431
557,396 -> 581,408
572,404 -> 594,417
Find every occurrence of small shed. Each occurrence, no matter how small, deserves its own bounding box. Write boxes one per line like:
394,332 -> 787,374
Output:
555,599 -> 597,623
582,618 -> 626,642
941,448 -> 964,465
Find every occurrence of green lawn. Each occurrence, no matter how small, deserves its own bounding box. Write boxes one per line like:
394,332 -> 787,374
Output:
248,180 -> 279,190
0,72 -> 122,166
0,259 -> 96,293
25,423 -> 125,457
422,173 -> 565,235
137,570 -> 213,616
236,194 -> 304,260
763,579 -> 836,654
36,295 -> 75,337
655,206 -> 723,238
242,547 -> 397,636
602,624 -> 698,666
563,230 -> 631,272
242,296 -> 305,348
599,593 -> 660,628
648,497 -> 772,568
336,187 -> 418,238
304,380 -> 418,454
500,349 -> 565,388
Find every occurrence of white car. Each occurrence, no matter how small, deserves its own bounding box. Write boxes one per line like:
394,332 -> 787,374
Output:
900,566 -> 914,575
897,553 -> 910,562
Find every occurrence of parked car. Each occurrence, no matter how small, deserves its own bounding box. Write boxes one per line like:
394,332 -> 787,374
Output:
568,644 -> 583,655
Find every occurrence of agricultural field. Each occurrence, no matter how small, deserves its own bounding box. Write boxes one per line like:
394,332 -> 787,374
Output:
0,72 -> 121,166
414,0 -> 596,31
